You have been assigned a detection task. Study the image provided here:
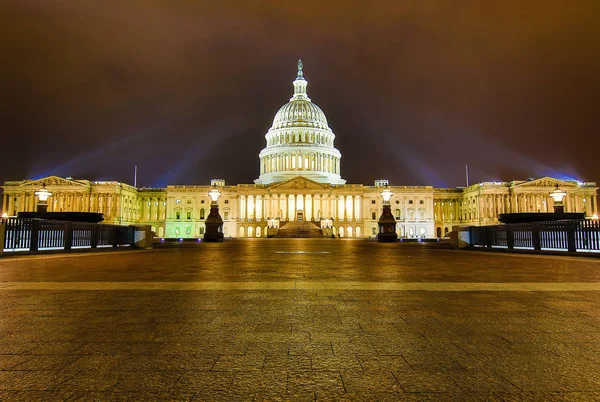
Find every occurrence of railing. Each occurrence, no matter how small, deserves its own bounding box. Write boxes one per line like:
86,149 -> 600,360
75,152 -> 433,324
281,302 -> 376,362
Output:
469,219 -> 600,253
2,217 -> 135,253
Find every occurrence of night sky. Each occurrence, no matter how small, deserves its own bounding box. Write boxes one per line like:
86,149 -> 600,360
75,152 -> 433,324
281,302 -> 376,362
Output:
2,1 -> 599,189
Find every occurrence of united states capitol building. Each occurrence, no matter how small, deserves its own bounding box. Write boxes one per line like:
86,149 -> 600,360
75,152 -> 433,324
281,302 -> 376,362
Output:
2,61 -> 598,238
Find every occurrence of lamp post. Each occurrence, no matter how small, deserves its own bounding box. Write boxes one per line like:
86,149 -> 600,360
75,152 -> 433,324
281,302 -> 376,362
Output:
204,186 -> 224,242
550,185 -> 567,214
377,187 -> 398,242
34,185 -> 52,213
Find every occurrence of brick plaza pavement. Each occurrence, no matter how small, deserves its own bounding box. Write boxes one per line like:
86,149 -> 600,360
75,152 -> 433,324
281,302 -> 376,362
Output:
0,239 -> 599,401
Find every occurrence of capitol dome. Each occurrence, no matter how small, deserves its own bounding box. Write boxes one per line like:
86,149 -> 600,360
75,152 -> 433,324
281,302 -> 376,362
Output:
255,60 -> 346,186
271,97 -> 329,130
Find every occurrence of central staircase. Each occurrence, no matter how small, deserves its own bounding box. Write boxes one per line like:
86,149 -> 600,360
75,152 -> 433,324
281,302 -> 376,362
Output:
274,221 -> 324,238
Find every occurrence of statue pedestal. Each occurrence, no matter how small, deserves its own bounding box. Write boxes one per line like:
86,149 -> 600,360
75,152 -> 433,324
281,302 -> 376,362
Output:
377,204 -> 397,242
204,204 -> 224,242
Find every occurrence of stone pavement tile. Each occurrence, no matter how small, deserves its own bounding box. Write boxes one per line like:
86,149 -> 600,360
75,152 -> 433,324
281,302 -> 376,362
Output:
402,352 -> 466,371
11,354 -> 81,370
495,363 -> 600,392
0,341 -> 41,354
211,353 -> 266,371
2,390 -> 80,401
159,341 -> 247,355
30,342 -> 84,355
77,341 -> 165,355
495,391 -> 600,401
170,371 -> 235,394
311,354 -> 362,371
288,342 -> 332,356
392,369 -> 461,393
62,390 -> 195,401
65,355 -> 128,371
118,354 -> 218,371
341,369 -> 404,393
245,341 -> 290,356
0,355 -> 35,370
263,355 -> 312,371
315,391 -> 378,401
235,331 -> 311,344
445,368 -> 520,393
112,370 -> 184,392
357,355 -> 412,373
376,391 -> 503,401
310,332 -> 353,343
0,370 -> 75,391
286,371 -> 345,395
229,370 -> 287,395
370,339 -> 421,355
57,370 -> 122,392
331,340 -> 378,355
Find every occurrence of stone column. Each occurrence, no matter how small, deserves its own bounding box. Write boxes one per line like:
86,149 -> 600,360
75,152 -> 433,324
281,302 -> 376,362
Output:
8,194 -> 15,215
593,195 -> 598,215
2,194 -> 7,213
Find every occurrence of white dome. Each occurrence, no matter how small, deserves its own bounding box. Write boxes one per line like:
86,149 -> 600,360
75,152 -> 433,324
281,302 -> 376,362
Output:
255,60 -> 345,186
271,101 -> 329,130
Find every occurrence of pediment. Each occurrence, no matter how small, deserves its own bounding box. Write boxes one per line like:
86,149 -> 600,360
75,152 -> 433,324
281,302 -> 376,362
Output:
267,176 -> 332,191
514,177 -> 577,188
23,176 -> 88,187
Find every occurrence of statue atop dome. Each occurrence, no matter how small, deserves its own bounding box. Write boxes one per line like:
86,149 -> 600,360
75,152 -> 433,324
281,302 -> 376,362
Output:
297,59 -> 304,79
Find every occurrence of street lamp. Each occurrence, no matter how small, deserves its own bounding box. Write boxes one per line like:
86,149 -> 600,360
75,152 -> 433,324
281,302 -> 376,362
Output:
204,186 -> 224,242
377,186 -> 398,242
34,184 -> 52,213
549,184 -> 567,214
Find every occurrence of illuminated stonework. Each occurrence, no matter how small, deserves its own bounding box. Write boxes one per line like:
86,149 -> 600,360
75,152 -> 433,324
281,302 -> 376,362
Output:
1,62 -> 598,239
255,59 -> 345,185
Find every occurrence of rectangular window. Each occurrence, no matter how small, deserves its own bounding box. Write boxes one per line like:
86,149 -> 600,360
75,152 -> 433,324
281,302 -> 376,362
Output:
409,200 -> 413,204
187,212 -> 191,220
224,212 -> 229,220
199,227 -> 205,235
371,200 -> 376,204
371,212 -> 376,220
176,212 -> 181,220
420,200 -> 424,205
224,200 -> 229,204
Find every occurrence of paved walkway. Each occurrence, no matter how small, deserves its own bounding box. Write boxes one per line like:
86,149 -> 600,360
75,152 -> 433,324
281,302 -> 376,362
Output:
0,239 -> 599,400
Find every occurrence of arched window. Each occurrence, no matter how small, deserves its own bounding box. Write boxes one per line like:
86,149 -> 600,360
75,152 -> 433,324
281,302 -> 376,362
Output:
200,208 -> 205,220
436,227 -> 442,238
239,226 -> 245,238
444,227 -> 449,236
395,209 -> 400,219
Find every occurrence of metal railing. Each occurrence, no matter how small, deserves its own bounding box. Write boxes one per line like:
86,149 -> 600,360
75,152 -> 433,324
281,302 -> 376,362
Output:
469,219 -> 600,253
2,217 -> 135,253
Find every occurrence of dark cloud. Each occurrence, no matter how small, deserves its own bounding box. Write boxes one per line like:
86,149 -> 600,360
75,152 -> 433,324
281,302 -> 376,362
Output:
1,0 -> 599,188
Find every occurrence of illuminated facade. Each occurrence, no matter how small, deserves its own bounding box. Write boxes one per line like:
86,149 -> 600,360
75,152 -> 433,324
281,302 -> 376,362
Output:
2,62 -> 598,238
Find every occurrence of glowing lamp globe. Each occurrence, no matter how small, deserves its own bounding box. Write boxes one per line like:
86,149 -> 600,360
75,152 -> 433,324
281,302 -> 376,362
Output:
35,186 -> 52,202
1,212 -> 8,219
593,214 -> 599,220
208,188 -> 221,203
549,186 -> 566,203
380,188 -> 393,203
